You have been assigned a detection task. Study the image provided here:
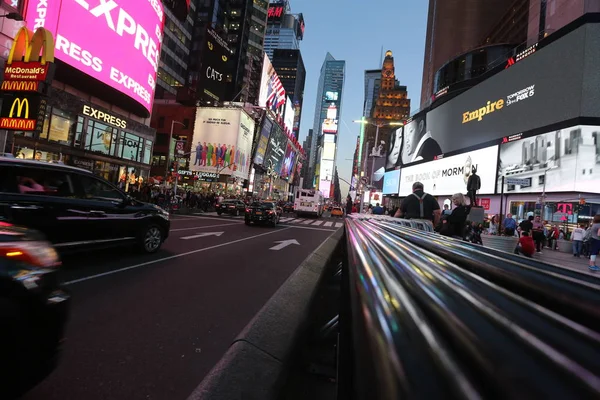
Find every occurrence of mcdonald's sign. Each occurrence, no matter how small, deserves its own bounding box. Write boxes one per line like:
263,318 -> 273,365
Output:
2,27 -> 56,87
0,94 -> 47,132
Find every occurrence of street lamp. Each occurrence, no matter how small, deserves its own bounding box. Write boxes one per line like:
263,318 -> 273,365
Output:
165,120 -> 186,194
352,119 -> 403,213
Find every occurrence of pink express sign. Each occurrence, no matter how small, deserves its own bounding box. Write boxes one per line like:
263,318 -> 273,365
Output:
25,0 -> 165,114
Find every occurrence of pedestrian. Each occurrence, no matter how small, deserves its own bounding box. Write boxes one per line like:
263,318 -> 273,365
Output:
518,216 -> 534,237
503,213 -> 517,236
532,215 -> 545,253
515,231 -> 535,258
488,215 -> 499,235
571,224 -> 586,258
440,193 -> 470,238
372,203 -> 384,215
346,195 -> 353,215
442,204 -> 452,216
394,182 -> 441,226
588,215 -> 600,272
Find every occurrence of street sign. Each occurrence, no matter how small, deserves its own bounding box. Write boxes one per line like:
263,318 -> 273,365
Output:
269,239 -> 300,251
506,177 -> 530,186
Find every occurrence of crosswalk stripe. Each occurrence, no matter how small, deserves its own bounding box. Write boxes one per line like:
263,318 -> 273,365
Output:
335,222 -> 343,228
311,221 -> 323,226
280,218 -> 294,222
302,220 -> 314,224
289,219 -> 303,223
324,221 -> 333,227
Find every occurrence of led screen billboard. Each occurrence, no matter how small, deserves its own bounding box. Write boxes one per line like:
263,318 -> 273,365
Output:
198,28 -> 231,102
383,170 -> 401,195
322,142 -> 336,160
264,123 -> 287,174
253,116 -> 273,166
319,159 -> 334,198
280,143 -> 296,180
398,145 -> 499,196
322,103 -> 338,134
26,0 -> 165,115
190,108 -> 254,179
284,97 -> 294,133
496,125 -> 600,194
258,54 -> 286,117
417,23 -> 600,165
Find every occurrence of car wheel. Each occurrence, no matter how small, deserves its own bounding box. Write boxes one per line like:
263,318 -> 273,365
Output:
140,224 -> 163,253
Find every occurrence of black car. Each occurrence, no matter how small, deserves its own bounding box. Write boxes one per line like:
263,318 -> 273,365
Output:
0,223 -> 70,399
245,202 -> 282,226
0,158 -> 170,254
282,202 -> 294,213
217,200 -> 246,216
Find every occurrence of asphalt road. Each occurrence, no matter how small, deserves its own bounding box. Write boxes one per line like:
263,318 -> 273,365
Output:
23,212 -> 342,400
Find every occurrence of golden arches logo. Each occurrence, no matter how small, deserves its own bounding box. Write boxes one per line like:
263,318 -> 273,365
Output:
9,98 -> 30,119
8,27 -> 55,65
207,41 -> 213,51
0,81 -> 39,91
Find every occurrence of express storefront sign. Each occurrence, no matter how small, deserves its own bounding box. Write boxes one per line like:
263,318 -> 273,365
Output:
83,105 -> 127,129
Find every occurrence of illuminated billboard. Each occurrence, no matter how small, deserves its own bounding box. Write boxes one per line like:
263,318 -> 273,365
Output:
25,0 -> 165,115
190,108 -> 254,179
322,142 -> 336,160
284,97 -> 294,133
258,54 -> 286,117
322,103 -> 338,134
319,159 -> 334,198
198,28 -> 231,102
325,91 -> 338,101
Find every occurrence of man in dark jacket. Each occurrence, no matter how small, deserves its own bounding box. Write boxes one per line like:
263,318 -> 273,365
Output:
346,195 -> 353,215
394,182 -> 441,225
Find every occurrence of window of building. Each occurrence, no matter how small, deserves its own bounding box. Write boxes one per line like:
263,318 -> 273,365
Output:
143,139 -> 154,165
158,117 -> 165,128
38,108 -> 77,145
119,132 -> 143,162
156,133 -> 169,146
85,121 -> 118,156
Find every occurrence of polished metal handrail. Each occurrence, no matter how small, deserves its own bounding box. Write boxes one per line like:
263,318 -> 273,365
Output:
343,217 -> 600,399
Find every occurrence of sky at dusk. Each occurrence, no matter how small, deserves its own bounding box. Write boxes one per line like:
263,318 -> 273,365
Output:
292,0 -> 428,195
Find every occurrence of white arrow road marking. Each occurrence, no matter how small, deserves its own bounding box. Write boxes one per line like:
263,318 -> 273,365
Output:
181,232 -> 224,240
269,239 -> 300,251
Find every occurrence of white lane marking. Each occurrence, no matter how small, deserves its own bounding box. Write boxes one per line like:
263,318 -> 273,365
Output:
285,219 -> 300,223
324,221 -> 333,227
335,222 -> 344,228
302,220 -> 314,225
181,232 -> 224,240
279,218 -> 294,222
282,225 -> 337,232
63,228 -> 291,286
269,239 -> 300,251
171,222 -> 242,232
311,221 -> 323,226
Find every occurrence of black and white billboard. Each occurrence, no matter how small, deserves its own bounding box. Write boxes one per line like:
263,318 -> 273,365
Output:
198,28 -> 232,102
396,23 -> 600,168
497,125 -> 600,194
264,123 -> 287,174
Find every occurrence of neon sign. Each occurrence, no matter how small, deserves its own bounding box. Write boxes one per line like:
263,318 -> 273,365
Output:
268,6 -> 284,19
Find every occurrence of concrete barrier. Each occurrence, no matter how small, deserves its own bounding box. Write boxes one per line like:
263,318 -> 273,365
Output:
187,227 -> 345,400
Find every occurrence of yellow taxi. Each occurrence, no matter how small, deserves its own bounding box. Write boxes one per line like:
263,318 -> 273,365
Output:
331,207 -> 344,217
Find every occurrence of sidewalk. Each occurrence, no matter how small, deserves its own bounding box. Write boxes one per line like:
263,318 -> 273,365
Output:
532,248 -> 600,278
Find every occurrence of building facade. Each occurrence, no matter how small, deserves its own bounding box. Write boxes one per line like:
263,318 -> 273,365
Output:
271,49 -> 306,139
363,69 -> 380,118
264,1 -> 304,59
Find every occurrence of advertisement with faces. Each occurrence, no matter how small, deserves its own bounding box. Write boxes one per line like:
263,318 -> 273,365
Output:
398,146 -> 499,196
386,113 -> 442,170
497,125 -> 600,194
27,0 -> 165,113
190,108 -> 254,179
280,143 -> 296,180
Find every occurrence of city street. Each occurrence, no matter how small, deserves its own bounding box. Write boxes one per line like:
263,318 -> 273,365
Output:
23,214 -> 342,400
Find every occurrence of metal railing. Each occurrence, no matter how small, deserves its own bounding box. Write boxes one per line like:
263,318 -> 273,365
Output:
341,215 -> 600,400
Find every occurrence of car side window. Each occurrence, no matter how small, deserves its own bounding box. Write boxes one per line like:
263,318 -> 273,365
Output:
76,175 -> 124,203
12,167 -> 75,197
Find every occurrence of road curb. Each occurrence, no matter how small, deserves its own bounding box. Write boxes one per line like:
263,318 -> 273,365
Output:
187,227 -> 344,400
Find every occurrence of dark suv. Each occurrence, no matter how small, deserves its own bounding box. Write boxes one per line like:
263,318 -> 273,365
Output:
0,158 -> 170,253
245,201 -> 282,226
217,200 -> 246,216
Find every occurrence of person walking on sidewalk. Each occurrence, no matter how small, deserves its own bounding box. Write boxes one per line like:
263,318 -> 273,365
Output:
588,214 -> 600,272
532,215 -> 545,253
571,224 -> 586,258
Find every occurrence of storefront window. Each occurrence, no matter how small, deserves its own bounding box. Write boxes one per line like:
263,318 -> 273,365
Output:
143,139 -> 153,165
85,121 -> 118,156
74,117 -> 85,147
41,108 -> 76,145
119,132 -> 143,162
14,146 -> 63,163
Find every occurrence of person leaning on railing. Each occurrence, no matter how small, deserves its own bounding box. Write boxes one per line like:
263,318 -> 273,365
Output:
394,182 -> 441,226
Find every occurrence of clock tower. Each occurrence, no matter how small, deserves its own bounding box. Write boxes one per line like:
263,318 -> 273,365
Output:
372,51 -> 410,121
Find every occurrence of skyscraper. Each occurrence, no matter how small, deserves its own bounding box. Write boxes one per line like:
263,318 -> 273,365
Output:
264,2 -> 305,58
363,69 -> 381,118
272,49 -> 306,139
308,53 -> 345,194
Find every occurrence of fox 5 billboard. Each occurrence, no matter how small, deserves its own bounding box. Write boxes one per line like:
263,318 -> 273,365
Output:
405,23 -> 600,166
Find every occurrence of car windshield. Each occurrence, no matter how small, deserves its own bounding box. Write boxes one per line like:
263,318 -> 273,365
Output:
251,202 -> 273,209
